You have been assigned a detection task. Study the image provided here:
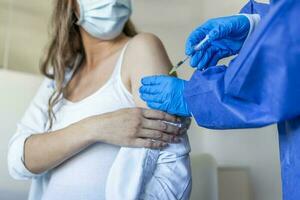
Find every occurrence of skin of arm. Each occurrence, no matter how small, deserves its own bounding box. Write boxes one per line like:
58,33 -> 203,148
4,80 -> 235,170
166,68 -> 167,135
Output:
123,33 -> 173,108
23,120 -> 94,174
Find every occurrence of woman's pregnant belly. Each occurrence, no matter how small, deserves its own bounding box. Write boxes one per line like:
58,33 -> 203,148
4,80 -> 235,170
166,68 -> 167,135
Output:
42,143 -> 120,200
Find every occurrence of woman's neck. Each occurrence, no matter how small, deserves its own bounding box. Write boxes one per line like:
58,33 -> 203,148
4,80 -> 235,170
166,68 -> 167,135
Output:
80,28 -> 128,71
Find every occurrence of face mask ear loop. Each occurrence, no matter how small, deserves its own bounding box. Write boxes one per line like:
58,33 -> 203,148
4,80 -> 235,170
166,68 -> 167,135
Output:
3,0 -> 14,70
76,0 -> 85,25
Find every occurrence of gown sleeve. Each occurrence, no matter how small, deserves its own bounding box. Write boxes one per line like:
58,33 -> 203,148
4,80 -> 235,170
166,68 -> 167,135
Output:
184,0 -> 300,129
240,0 -> 270,17
7,78 -> 54,180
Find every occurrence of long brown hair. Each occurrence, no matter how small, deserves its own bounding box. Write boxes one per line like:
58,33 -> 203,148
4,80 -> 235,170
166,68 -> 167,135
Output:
40,0 -> 137,129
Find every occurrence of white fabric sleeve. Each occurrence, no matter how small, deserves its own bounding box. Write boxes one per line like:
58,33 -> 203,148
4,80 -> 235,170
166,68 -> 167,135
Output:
141,134 -> 192,200
7,78 -> 54,180
240,14 -> 261,39
106,134 -> 191,200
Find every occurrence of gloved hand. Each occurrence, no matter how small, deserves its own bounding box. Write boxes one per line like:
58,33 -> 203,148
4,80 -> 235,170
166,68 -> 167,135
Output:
139,75 -> 191,117
186,15 -> 250,69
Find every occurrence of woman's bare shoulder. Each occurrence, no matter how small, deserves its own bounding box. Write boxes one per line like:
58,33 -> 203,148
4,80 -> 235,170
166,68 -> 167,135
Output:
122,33 -> 173,107
128,33 -> 165,52
125,33 -> 173,75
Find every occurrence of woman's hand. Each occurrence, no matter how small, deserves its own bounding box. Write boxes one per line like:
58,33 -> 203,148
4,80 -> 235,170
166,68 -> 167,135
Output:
81,108 -> 182,149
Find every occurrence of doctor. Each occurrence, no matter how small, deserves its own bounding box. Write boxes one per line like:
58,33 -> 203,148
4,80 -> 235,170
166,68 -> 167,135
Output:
139,0 -> 300,199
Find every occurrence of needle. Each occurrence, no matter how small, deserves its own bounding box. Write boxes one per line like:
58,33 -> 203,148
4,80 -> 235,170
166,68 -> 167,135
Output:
169,35 -> 210,75
169,56 -> 189,75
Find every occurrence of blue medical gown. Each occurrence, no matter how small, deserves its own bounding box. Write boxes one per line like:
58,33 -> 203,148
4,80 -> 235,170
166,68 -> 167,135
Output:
184,0 -> 300,199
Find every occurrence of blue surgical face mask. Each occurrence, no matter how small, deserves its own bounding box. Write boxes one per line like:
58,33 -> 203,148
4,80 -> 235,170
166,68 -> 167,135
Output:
76,0 -> 132,40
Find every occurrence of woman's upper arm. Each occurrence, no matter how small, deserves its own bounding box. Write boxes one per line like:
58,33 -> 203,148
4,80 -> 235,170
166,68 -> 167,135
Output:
123,33 -> 173,107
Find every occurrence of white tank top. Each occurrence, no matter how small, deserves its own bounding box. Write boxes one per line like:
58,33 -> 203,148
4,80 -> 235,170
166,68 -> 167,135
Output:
42,43 -> 135,200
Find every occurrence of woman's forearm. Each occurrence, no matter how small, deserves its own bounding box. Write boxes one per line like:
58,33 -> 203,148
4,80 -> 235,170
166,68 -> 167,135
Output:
23,108 -> 180,174
24,120 -> 96,174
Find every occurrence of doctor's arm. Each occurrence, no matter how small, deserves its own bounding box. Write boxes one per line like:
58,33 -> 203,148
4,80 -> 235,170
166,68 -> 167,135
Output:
184,0 -> 300,129
141,0 -> 300,129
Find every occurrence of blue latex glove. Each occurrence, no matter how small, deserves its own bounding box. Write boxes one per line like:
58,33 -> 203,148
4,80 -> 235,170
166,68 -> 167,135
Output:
140,75 -> 191,117
186,15 -> 250,69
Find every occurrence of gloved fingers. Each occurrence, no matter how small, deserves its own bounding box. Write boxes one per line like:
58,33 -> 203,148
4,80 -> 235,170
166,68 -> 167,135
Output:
206,49 -> 231,67
190,36 -> 229,69
190,51 -> 205,68
140,93 -> 164,104
197,51 -> 211,70
195,35 -> 211,51
196,46 -> 219,69
147,102 -> 164,111
140,93 -> 154,101
139,85 -> 161,95
206,51 -> 223,67
185,28 -> 206,56
141,75 -> 166,86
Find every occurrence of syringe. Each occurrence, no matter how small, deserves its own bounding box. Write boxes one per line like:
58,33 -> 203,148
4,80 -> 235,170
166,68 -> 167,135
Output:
169,35 -> 210,75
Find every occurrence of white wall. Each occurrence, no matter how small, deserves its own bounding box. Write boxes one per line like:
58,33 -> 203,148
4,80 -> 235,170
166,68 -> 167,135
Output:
0,0 -> 51,72
0,70 -> 43,199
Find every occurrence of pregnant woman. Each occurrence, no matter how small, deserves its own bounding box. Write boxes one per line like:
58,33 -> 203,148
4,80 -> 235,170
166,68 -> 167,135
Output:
8,0 -> 191,200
